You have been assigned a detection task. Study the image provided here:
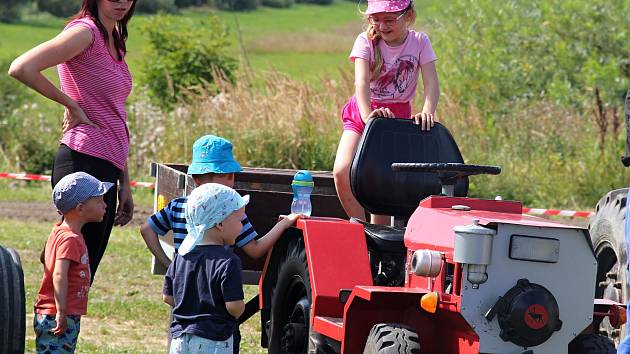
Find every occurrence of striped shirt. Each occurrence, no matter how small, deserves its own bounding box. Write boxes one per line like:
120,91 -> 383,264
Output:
148,197 -> 259,250
58,17 -> 132,171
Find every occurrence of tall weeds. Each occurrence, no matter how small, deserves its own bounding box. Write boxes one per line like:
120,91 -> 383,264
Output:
127,67 -> 629,209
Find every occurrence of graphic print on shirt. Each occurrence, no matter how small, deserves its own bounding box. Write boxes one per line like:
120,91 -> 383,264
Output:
372,55 -> 418,100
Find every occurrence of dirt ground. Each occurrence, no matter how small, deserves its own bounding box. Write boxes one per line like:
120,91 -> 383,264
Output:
0,201 -> 153,225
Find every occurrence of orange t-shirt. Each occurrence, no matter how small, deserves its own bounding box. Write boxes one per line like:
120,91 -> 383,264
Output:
34,223 -> 91,316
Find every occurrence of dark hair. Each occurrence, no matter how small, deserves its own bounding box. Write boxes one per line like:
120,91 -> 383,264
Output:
72,0 -> 137,56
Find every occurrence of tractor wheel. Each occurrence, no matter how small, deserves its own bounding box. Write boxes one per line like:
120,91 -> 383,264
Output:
268,237 -> 337,354
568,334 -> 616,354
0,246 -> 26,354
363,323 -> 421,354
589,188 -> 629,344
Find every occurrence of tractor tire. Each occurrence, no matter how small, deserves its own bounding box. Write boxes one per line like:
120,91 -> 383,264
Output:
268,237 -> 337,354
363,323 -> 421,354
568,334 -> 616,354
0,246 -> 26,354
589,188 -> 629,344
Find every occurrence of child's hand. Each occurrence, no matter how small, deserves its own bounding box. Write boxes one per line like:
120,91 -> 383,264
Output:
367,107 -> 394,120
412,112 -> 436,131
281,213 -> 301,226
51,311 -> 68,336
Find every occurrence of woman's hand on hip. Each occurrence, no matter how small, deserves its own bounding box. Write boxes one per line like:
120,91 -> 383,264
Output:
114,184 -> 134,226
62,104 -> 98,133
412,112 -> 436,131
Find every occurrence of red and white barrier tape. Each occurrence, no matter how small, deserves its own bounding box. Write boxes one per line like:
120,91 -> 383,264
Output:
0,172 -> 596,218
521,207 -> 594,219
0,172 -> 155,189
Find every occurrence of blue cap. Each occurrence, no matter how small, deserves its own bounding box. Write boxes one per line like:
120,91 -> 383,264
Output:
180,183 -> 250,255
292,170 -> 314,187
52,172 -> 114,213
187,135 -> 242,175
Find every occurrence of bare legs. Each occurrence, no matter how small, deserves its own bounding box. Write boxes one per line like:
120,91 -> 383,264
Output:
333,130 -> 391,225
333,131 -> 366,221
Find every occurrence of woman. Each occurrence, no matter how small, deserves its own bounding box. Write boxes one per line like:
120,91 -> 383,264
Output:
9,0 -> 137,284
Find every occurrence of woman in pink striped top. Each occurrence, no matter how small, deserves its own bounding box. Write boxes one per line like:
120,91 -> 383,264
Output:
9,0 -> 137,284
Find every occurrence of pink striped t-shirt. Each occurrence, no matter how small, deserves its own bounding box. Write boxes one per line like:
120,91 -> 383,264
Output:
58,18 -> 132,171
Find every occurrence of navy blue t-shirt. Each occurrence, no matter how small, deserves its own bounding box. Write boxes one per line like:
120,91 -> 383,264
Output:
163,245 -> 244,341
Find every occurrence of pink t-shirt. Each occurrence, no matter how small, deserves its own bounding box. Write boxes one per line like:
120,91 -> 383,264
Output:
349,30 -> 437,103
58,18 -> 132,171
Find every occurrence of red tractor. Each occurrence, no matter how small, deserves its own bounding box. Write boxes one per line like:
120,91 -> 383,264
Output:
256,119 -> 621,354
152,118 -> 623,353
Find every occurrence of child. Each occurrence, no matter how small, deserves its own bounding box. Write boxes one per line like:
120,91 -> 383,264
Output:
33,172 -> 113,353
140,134 -> 299,352
162,183 -> 250,353
333,0 -> 440,224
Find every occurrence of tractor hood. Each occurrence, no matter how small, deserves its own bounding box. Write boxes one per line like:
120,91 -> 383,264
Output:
404,196 -> 585,258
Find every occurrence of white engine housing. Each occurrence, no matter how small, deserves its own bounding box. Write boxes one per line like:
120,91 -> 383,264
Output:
458,223 -> 596,354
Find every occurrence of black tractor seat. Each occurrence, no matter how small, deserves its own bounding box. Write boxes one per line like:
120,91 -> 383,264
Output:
351,218 -> 406,254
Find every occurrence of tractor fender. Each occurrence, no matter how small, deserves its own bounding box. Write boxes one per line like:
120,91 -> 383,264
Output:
259,218 -> 373,347
336,286 -> 479,354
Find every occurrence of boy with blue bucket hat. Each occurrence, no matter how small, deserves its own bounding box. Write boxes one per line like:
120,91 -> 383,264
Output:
163,183 -> 250,354
140,135 -> 299,352
34,172 -> 113,353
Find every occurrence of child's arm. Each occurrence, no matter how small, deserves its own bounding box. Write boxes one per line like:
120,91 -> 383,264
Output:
355,58 -> 395,122
162,294 -> 174,307
225,300 -> 245,319
241,214 -> 300,259
413,61 -> 440,131
51,259 -> 70,336
140,222 -> 171,268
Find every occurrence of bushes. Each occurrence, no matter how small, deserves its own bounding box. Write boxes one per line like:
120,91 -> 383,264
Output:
262,0 -> 293,9
0,57 -> 58,174
36,0 -> 79,18
296,0 -> 333,5
0,0 -> 23,22
433,0 -> 630,115
135,0 -> 177,14
210,0 -> 260,11
138,14 -> 237,109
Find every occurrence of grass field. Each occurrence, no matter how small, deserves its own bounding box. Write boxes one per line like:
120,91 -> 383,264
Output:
0,217 -> 267,353
0,2 -> 363,81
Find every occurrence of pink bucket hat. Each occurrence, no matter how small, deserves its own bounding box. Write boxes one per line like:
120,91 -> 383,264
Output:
365,0 -> 411,15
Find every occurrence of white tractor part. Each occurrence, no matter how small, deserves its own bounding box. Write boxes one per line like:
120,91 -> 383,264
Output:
454,219 -> 495,287
455,223 -> 596,354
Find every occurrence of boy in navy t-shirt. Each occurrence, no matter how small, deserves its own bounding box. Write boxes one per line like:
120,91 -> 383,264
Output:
163,183 -> 298,353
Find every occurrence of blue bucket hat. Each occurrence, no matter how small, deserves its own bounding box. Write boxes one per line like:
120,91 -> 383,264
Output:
187,135 -> 242,175
52,172 -> 114,213
179,183 -> 250,255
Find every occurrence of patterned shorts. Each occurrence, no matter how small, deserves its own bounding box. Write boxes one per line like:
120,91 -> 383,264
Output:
33,313 -> 81,354
170,333 -> 233,354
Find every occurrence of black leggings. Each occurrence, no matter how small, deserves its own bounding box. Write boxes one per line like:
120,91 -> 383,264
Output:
52,144 -> 121,284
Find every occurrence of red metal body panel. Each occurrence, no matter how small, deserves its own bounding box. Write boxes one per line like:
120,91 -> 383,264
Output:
299,217 -> 373,318
336,286 -> 479,354
406,196 -> 583,257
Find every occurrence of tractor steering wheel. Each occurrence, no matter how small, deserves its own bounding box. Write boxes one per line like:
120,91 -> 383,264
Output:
391,162 -> 501,185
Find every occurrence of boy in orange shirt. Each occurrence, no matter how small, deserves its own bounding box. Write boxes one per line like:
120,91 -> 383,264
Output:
33,172 -> 113,353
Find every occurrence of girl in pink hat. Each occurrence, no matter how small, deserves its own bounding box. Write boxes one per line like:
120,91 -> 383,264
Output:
333,0 -> 440,224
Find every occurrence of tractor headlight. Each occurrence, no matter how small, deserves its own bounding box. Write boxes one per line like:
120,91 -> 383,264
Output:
509,235 -> 559,263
